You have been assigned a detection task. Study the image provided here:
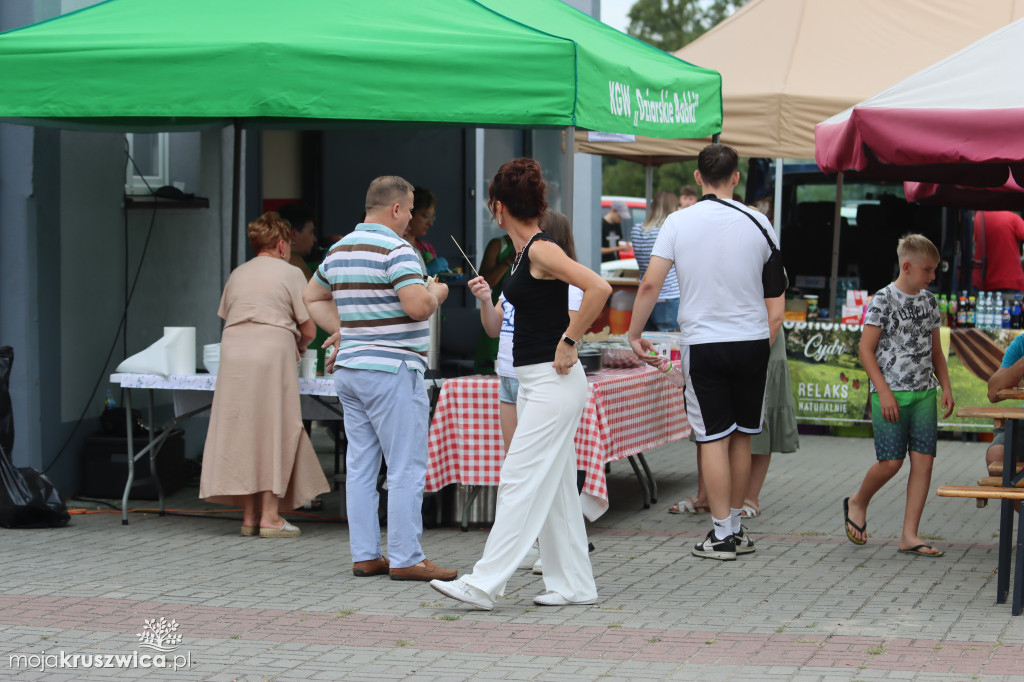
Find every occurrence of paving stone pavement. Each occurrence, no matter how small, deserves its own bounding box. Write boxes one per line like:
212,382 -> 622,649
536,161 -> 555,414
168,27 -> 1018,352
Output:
1,432 -> 1023,680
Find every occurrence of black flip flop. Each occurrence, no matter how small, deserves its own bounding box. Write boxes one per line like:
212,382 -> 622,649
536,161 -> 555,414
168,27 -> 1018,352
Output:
898,544 -> 944,557
843,497 -> 866,545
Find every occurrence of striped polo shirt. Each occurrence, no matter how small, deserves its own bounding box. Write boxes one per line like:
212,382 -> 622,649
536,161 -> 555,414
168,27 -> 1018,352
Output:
630,224 -> 681,300
314,223 -> 429,373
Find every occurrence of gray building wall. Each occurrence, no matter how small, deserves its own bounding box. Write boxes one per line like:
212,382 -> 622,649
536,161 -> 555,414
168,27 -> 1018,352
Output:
0,3 -> 235,493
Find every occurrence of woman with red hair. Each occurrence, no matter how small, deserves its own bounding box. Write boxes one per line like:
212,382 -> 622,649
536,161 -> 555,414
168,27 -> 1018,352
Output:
431,159 -> 610,610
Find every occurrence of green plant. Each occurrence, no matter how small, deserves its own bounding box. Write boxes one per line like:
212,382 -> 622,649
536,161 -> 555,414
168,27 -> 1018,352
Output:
648,637 -> 661,643
438,614 -> 461,621
608,622 -> 622,629
335,609 -> 354,618
866,646 -> 885,655
396,640 -> 412,647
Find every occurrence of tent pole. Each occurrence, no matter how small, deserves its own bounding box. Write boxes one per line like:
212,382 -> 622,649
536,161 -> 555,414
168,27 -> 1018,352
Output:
645,164 -> 654,206
230,119 -> 243,271
829,171 -> 844,320
563,125 -> 574,226
773,158 -> 783,245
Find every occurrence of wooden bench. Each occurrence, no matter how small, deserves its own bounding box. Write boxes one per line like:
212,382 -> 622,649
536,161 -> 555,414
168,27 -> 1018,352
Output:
937,485 -> 1024,616
956,405 -> 1024,426
944,405 -> 1024,616
989,462 -> 1024,477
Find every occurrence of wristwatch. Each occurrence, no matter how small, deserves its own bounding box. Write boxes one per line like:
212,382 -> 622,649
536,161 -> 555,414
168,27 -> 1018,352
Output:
561,334 -> 578,347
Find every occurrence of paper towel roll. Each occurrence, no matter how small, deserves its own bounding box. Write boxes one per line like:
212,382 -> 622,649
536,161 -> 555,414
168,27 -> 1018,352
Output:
115,326 -> 196,377
164,327 -> 196,375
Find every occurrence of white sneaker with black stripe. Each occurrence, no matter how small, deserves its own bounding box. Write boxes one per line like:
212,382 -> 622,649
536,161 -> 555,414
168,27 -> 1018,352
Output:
692,529 -> 737,560
733,526 -> 755,555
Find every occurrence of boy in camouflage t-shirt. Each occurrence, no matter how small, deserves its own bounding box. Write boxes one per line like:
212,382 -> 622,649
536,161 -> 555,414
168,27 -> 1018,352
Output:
843,234 -> 954,558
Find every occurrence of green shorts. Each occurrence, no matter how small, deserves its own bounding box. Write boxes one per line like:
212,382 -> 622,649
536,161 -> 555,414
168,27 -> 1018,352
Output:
871,388 -> 938,461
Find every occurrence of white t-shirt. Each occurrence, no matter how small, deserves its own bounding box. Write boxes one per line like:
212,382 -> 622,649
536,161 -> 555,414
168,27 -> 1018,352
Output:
496,285 -> 583,377
651,197 -> 776,345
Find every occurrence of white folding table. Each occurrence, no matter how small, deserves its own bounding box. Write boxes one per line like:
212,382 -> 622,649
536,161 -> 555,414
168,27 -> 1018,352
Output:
108,373 -> 344,524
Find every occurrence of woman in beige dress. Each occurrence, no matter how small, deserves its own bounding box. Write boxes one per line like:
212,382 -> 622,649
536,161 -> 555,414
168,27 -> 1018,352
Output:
199,212 -> 330,537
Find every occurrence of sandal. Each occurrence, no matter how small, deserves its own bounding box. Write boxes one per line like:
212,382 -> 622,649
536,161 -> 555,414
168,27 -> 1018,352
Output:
740,499 -> 760,518
898,544 -> 944,558
843,497 -> 866,545
668,497 -> 711,514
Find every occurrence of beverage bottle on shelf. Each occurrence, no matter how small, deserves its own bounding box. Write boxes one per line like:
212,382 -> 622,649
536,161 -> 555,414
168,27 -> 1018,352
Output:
956,293 -> 966,327
1004,301 -> 1012,329
1014,296 -> 1023,329
938,293 -> 948,327
987,292 -> 997,328
103,389 -> 116,411
980,292 -> 990,329
967,295 -> 976,328
948,294 -> 958,328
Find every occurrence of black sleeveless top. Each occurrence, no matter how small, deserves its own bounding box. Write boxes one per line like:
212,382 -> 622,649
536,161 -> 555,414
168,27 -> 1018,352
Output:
502,232 -> 569,367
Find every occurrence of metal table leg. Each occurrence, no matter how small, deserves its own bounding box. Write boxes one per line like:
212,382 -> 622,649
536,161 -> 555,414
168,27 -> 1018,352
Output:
147,390 -> 164,516
461,485 -> 482,532
625,455 -> 651,509
999,419 -> 1021,603
1014,512 -> 1024,616
636,452 -> 657,504
121,388 -> 135,525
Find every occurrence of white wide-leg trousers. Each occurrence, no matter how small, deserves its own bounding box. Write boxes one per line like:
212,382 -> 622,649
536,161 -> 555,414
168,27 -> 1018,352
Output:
462,361 -> 597,602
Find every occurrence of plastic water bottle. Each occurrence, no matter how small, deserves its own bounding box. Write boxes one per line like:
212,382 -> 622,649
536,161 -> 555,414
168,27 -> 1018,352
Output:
648,351 -> 684,388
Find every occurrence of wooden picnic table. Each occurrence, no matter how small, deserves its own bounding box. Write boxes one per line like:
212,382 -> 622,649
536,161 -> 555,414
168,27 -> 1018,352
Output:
944,404 -> 1024,615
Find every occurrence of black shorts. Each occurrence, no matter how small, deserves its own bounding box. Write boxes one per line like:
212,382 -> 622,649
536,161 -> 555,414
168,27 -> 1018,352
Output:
681,339 -> 770,443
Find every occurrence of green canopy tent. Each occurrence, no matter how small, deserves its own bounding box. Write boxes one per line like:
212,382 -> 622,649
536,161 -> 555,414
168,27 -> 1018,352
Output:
0,0 -> 721,262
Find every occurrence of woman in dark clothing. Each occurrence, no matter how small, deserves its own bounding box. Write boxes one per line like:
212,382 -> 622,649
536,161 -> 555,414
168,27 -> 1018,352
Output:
430,158 -> 610,611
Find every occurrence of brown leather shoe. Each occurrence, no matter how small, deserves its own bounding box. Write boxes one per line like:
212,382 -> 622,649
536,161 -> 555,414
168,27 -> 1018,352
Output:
389,558 -> 457,582
352,557 -> 390,577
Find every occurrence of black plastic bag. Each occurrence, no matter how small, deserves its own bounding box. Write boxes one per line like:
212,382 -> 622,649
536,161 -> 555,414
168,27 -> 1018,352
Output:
0,445 -> 70,528
0,345 -> 70,528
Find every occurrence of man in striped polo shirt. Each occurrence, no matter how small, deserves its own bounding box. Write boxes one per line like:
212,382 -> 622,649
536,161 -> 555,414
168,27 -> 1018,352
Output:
304,176 -> 457,583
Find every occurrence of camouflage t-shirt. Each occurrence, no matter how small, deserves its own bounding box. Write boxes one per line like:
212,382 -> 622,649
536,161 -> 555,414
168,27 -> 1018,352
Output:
863,283 -> 940,392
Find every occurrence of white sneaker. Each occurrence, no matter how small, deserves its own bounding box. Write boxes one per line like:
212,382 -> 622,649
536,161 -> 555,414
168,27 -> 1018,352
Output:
532,558 -> 543,575
429,578 -> 494,611
533,592 -> 597,606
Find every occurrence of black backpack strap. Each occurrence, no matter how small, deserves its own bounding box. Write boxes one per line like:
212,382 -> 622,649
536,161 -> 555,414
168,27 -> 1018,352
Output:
701,195 -> 778,254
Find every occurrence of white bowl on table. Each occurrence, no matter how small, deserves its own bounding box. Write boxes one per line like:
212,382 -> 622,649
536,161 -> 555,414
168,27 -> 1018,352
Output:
203,343 -> 220,374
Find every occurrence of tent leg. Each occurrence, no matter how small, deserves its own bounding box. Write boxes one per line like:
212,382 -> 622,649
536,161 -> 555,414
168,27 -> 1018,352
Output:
230,120 -> 243,271
773,158 -> 784,244
645,164 -> 654,206
563,125 -> 575,226
829,172 -> 844,319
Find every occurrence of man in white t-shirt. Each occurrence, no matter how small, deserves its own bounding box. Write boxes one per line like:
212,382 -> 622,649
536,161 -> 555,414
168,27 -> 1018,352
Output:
628,144 -> 777,562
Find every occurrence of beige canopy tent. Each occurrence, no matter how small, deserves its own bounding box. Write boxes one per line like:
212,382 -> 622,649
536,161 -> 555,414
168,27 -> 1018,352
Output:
577,0 -> 1024,163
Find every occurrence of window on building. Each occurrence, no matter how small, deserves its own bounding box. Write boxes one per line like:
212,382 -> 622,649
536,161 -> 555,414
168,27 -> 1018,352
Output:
124,132 -> 169,194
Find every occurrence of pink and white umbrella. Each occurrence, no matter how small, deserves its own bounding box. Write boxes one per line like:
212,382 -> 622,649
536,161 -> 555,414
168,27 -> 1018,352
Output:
816,16 -> 1024,205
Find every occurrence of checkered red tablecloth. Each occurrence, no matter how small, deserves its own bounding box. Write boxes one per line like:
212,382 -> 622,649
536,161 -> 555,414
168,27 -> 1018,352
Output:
426,366 -> 689,503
